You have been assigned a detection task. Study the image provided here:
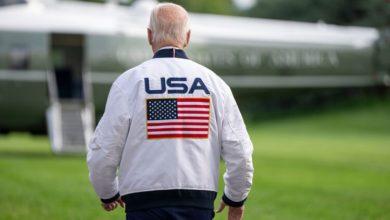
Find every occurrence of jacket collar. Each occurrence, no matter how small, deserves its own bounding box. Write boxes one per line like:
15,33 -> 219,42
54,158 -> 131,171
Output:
153,47 -> 189,59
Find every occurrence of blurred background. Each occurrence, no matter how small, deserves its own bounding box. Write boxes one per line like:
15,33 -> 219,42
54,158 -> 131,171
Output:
0,0 -> 389,219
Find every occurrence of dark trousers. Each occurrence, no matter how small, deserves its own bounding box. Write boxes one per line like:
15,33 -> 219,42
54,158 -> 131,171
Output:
126,206 -> 215,220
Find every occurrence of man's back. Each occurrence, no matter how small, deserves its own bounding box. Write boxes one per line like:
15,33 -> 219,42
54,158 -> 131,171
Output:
89,48 -> 252,211
87,3 -> 253,220
117,51 -> 222,195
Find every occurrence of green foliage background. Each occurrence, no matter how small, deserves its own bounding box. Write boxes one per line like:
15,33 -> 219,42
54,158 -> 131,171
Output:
169,0 -> 389,27
86,0 -> 390,27
160,0 -> 234,15
245,0 -> 389,27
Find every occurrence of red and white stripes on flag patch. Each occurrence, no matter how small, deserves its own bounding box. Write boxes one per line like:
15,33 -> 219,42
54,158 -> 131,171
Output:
146,97 -> 210,139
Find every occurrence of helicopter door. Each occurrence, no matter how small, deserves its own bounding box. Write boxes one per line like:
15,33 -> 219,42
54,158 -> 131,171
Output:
52,34 -> 84,100
46,33 -> 94,154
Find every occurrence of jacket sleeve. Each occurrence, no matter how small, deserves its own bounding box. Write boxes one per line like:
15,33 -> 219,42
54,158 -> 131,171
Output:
87,83 -> 131,203
220,87 -> 254,207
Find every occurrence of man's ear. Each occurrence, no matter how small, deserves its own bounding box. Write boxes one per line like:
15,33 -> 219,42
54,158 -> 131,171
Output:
147,28 -> 153,45
184,30 -> 191,48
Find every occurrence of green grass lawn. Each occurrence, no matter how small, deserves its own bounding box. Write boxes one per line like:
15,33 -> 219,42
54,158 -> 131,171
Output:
1,99 -> 390,220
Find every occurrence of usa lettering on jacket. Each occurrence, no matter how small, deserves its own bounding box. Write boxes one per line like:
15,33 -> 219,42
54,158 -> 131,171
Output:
144,77 -> 210,94
87,55 -> 253,207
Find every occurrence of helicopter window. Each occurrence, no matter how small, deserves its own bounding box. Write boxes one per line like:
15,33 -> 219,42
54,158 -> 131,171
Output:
0,0 -> 26,7
8,45 -> 30,70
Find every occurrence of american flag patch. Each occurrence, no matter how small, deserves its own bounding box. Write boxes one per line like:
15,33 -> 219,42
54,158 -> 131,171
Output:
146,97 -> 210,139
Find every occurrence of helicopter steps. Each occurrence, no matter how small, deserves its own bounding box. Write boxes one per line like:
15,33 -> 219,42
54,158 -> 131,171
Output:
46,101 -> 94,154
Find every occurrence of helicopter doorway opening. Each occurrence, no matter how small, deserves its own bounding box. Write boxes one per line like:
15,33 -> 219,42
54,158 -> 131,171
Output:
52,34 -> 84,100
46,33 -> 94,154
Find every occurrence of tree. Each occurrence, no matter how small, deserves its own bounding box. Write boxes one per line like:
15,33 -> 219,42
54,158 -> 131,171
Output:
160,0 -> 234,15
246,0 -> 389,27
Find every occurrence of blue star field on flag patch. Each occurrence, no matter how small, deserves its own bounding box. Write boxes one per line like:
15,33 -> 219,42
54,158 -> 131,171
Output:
147,99 -> 178,120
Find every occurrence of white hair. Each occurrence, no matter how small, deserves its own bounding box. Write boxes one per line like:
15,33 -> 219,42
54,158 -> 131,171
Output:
149,3 -> 189,46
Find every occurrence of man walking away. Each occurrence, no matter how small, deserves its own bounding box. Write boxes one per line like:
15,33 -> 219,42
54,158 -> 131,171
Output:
87,3 -> 254,220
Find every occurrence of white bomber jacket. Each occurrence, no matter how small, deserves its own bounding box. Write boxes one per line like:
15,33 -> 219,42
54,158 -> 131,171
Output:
87,48 -> 254,211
